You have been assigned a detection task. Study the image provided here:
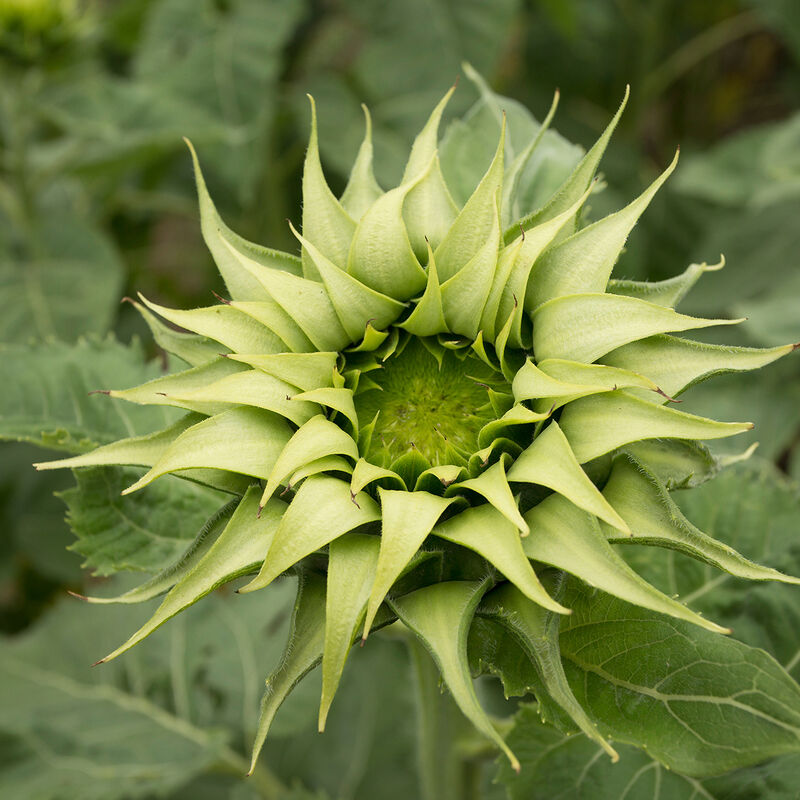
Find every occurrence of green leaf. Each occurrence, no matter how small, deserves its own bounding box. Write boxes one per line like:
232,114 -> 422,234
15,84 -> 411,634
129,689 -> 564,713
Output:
556,582 -> 800,776
0,338 -> 175,453
559,390 -> 753,463
320,533 -> 381,730
249,572 -> 326,774
97,488 -> 284,663
363,489 -> 454,637
435,120 -> 504,283
290,223 -> 405,339
402,86 -> 459,257
346,167 -> 428,300
0,202 -> 124,344
389,579 -> 520,771
497,706 -> 760,800
35,414 -> 200,472
340,105 -> 384,220
527,150 -> 678,309
62,467 -> 227,578
433,504 -> 568,615
625,462 -> 800,666
291,388 -> 359,434
221,242 -> 351,351
243,475 -> 380,593
261,415 -> 359,503
450,459 -> 527,533
128,299 -> 220,368
523,493 -> 728,633
229,300 -> 315,353
477,582 -> 617,760
532,292 -> 743,364
107,357 -> 246,416
225,352 -> 338,392
163,369 -> 320,426
486,188 -> 591,345
121,407 -> 292,495
349,457 -> 405,494
607,258 -> 723,309
79,499 -> 238,603
507,85 -> 628,241
186,139 -> 302,301
507,421 -> 629,533
0,600 -> 233,800
397,243 -> 449,337
440,190 -> 501,339
138,295 -> 285,355
512,357 -> 658,409
602,335 -> 796,399
602,455 -> 800,585
301,96 -> 357,279
622,438 -> 727,490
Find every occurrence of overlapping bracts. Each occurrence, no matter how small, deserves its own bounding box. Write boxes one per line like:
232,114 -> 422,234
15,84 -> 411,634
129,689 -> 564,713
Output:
37,70 -> 799,770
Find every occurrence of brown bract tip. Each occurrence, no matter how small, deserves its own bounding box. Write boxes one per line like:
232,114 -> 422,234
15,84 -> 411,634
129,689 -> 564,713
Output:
120,296 -> 135,306
793,342 -> 800,351
655,387 -> 681,403
91,659 -> 105,668
350,492 -> 361,509
212,291 -> 231,305
67,590 -> 88,601
88,390 -> 110,396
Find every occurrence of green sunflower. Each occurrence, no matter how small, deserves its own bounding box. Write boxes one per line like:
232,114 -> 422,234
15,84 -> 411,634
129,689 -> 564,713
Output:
36,69 -> 799,772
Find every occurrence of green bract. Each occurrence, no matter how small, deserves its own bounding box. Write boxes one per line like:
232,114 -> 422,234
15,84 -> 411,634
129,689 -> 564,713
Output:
36,72 -> 800,773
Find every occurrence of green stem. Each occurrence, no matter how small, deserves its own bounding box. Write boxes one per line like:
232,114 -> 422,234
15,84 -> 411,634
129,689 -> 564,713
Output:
211,746 -> 288,799
406,635 -> 483,800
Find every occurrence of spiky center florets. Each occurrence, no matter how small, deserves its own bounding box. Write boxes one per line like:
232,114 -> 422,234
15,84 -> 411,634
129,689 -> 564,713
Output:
353,338 -> 501,468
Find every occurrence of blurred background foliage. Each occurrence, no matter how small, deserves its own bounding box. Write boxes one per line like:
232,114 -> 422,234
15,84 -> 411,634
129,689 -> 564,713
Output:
1,0 -> 799,797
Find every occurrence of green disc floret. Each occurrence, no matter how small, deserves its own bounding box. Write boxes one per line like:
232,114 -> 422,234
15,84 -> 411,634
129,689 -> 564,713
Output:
353,338 -> 501,468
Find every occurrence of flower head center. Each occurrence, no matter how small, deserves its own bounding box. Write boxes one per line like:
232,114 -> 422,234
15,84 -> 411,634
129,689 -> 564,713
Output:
353,337 -> 502,469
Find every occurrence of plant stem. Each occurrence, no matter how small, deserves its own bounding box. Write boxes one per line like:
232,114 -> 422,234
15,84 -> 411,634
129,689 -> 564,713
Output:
406,635 -> 482,800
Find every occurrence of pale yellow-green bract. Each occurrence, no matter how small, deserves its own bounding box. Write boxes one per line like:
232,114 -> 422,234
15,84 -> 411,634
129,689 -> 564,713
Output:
36,73 -> 799,772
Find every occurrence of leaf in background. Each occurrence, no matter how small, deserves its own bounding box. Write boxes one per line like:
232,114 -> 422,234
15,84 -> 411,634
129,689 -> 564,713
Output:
0,337 -> 177,453
0,200 -> 124,344
293,0 -> 523,188
498,708 -> 800,799
0,582 -> 298,800
134,0 -> 307,200
673,114 -> 800,209
554,582 -> 800,776
34,77 -> 226,177
60,466 -> 225,576
496,461 -> 800,796
624,462 -> 800,679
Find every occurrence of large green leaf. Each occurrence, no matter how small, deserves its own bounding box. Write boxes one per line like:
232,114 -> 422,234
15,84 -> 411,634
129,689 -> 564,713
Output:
0,584 -> 296,800
0,204 -> 124,344
497,707 -> 800,800
555,583 -> 800,777
135,0 -> 306,199
0,337 -> 175,453
61,466 -> 226,577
